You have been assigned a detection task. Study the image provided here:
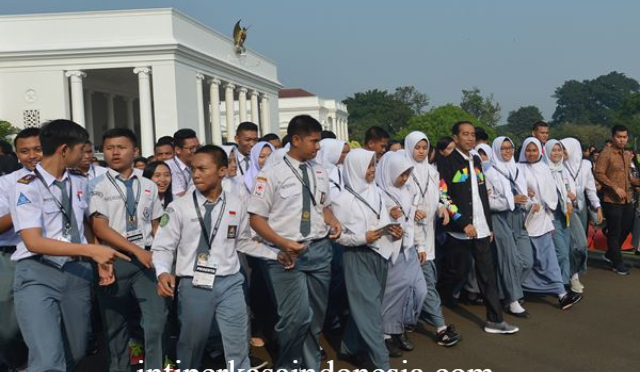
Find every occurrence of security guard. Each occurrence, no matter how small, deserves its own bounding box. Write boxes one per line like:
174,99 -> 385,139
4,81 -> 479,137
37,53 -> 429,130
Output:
0,127 -> 42,370
88,128 -> 167,372
10,119 -> 128,372
249,115 -> 342,371
153,145 -> 274,370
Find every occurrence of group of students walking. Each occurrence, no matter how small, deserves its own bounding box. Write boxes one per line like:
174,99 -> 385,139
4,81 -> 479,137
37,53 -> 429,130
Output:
0,115 -> 625,372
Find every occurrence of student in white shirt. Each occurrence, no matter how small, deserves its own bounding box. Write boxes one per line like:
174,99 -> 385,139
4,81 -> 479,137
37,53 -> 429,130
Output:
235,122 -> 260,177
331,148 -> 395,370
376,151 -> 427,357
152,145 -> 274,369
10,120 -> 128,372
0,127 -> 41,370
518,138 -> 582,310
248,115 -> 342,371
482,137 -> 534,318
143,161 -> 173,210
89,128 -> 168,371
243,141 -> 274,195
403,131 -> 461,347
78,140 -> 107,181
315,138 -> 349,200
166,129 -> 200,198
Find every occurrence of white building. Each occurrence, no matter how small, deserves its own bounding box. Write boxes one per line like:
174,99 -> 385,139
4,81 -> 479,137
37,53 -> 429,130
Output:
0,8 -> 282,155
278,88 -> 349,141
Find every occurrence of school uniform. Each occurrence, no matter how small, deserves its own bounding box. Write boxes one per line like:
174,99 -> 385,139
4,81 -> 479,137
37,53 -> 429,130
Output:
485,138 -> 534,304
89,168 -> 168,372
237,151 -> 251,177
84,163 -> 108,181
10,164 -> 94,372
403,132 -> 447,330
248,153 -> 333,371
377,152 -> 428,337
166,156 -> 192,198
332,148 -> 395,370
152,189 -> 272,370
0,168 -> 30,369
518,139 -> 565,296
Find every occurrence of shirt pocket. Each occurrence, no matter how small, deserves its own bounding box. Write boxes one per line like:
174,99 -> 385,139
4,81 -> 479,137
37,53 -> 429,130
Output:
280,185 -> 301,199
43,200 -> 61,215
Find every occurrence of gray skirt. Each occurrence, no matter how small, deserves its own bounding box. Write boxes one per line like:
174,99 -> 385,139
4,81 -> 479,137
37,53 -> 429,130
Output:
523,232 -> 565,295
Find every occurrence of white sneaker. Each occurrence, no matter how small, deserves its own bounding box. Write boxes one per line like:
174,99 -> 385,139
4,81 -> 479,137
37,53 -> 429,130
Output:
570,277 -> 584,294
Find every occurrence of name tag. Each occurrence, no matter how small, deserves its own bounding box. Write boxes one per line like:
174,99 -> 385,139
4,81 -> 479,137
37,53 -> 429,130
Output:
126,229 -> 144,248
193,253 -> 217,289
227,225 -> 237,239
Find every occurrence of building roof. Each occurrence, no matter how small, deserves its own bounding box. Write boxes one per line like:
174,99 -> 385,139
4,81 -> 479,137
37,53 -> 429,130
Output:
279,88 -> 316,98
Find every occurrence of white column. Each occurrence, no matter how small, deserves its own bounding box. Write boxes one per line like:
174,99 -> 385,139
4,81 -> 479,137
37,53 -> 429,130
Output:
134,67 -> 155,156
209,78 -> 222,145
65,71 -> 86,126
106,93 -> 116,129
195,72 -> 206,142
238,87 -> 248,123
224,83 -> 236,142
260,94 -> 270,135
84,90 -> 94,142
344,119 -> 349,141
250,90 -> 259,124
126,97 -> 135,131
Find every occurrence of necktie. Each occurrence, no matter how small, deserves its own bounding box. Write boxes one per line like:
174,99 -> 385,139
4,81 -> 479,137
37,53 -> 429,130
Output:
47,179 -> 81,268
118,177 -> 137,232
243,157 -> 250,172
300,164 -> 311,237
194,202 -> 216,270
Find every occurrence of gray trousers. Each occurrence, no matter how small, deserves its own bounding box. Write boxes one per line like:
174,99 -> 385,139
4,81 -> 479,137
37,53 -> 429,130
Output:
552,207 -> 572,285
13,259 -> 93,372
0,252 -> 27,369
266,238 -> 332,371
420,260 -> 446,329
569,212 -> 589,276
98,257 -> 169,372
177,272 -> 249,370
382,248 -> 428,335
341,246 -> 390,370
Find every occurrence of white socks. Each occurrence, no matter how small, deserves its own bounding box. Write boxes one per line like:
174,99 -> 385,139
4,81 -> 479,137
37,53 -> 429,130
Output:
509,301 -> 526,314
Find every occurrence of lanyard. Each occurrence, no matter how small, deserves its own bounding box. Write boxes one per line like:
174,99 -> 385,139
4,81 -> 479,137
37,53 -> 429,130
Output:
566,163 -> 582,183
33,168 -> 73,233
193,191 -> 226,250
284,157 -> 318,206
492,166 -> 521,194
330,168 -> 342,191
344,185 -> 382,220
382,189 -> 408,221
411,173 -> 431,199
173,158 -> 190,187
106,172 -> 141,223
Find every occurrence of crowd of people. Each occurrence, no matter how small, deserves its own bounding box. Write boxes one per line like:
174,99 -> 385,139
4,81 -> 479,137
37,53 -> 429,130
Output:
0,116 -> 637,372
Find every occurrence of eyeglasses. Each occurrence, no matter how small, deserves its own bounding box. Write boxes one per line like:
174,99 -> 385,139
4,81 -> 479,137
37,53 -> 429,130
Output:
500,147 -> 514,152
182,146 -> 199,153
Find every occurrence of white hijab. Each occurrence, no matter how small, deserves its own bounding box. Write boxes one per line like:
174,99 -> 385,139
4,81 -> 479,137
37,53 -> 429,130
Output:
560,137 -> 583,181
376,151 -> 414,217
490,136 -> 527,210
243,141 -> 274,192
221,145 -> 243,195
544,139 -> 569,213
316,138 -> 346,187
265,148 -> 287,169
518,137 -> 558,211
475,143 -> 493,172
404,131 -> 440,215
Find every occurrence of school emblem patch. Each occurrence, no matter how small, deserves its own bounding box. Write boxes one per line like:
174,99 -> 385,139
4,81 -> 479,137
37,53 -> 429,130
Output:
17,174 -> 36,184
159,213 -> 170,227
17,192 -> 31,206
253,180 -> 267,198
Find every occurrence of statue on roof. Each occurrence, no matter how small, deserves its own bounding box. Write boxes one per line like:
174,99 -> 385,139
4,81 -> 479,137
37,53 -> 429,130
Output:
233,20 -> 249,55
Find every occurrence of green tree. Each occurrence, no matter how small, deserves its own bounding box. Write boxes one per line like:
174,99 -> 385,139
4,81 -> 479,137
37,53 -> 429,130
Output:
397,104 -> 496,144
393,86 -> 430,115
551,123 -> 610,148
498,106 -> 545,144
460,87 -> 502,127
0,120 -> 19,141
343,89 -> 414,142
552,71 -> 640,126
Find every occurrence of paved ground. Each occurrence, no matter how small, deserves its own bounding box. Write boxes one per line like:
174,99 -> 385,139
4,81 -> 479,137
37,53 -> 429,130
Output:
78,254 -> 640,372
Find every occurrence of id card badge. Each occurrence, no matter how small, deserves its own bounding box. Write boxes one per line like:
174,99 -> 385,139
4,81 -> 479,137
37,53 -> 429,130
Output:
193,253 -> 217,289
126,229 -> 145,248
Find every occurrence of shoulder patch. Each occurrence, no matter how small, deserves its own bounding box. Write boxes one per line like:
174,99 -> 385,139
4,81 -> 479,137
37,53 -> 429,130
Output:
17,192 -> 32,206
17,174 -> 37,184
159,213 -> 170,227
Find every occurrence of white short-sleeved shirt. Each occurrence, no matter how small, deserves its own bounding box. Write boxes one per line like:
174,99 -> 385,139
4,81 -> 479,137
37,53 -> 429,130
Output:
166,156 -> 192,198
89,168 -> 164,248
237,151 -> 251,177
10,163 -> 89,261
152,190 -> 263,278
85,164 -> 108,182
248,154 -> 331,256
0,168 -> 30,247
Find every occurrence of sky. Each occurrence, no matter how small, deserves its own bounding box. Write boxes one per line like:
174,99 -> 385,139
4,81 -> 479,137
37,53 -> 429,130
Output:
1,0 -> 639,124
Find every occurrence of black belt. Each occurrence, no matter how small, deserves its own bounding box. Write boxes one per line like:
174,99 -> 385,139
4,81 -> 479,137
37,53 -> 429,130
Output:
0,245 -> 16,254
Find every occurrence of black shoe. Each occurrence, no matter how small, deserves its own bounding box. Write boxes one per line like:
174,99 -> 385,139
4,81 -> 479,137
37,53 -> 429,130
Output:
613,262 -> 631,275
394,333 -> 415,352
635,249 -> 640,256
250,355 -> 269,369
603,252 -> 613,264
436,325 -> 462,347
385,338 -> 403,358
404,324 -> 416,333
559,292 -> 582,310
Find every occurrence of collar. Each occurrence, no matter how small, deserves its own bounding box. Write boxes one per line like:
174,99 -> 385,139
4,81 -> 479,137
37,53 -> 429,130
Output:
107,167 -> 139,181
195,188 -> 225,206
285,153 -> 307,168
174,156 -> 188,171
36,163 -> 68,186
455,148 -> 472,162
